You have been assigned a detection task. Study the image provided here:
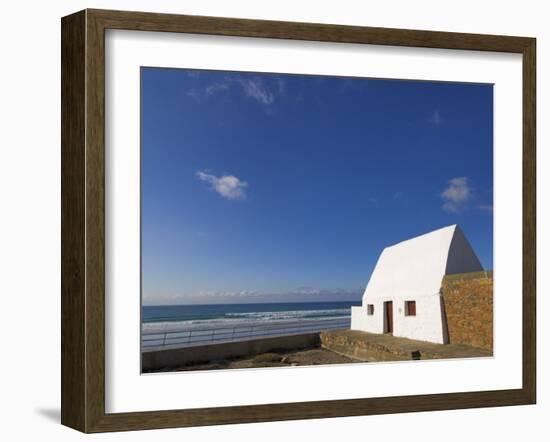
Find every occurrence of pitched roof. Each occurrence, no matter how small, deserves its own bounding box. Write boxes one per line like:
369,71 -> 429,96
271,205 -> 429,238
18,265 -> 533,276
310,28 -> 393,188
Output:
363,225 -> 483,301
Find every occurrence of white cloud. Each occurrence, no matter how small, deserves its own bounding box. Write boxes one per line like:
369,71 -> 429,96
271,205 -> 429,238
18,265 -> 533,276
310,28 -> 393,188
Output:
196,170 -> 248,200
296,287 -> 322,296
186,82 -> 230,102
205,83 -> 229,96
478,204 -> 493,212
441,176 -> 471,213
429,110 -> 444,125
143,287 -> 362,305
185,89 -> 202,101
277,77 -> 286,94
237,78 -> 275,105
186,75 -> 278,106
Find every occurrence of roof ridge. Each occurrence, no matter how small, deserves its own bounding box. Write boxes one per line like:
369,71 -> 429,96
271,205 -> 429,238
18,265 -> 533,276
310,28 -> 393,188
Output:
385,224 -> 457,250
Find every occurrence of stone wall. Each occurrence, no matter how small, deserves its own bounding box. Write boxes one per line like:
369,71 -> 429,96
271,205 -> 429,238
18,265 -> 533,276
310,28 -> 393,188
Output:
441,271 -> 493,351
320,330 -> 492,362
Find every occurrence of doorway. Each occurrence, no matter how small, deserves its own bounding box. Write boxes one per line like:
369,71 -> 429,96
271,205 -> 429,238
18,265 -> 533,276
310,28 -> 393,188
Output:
384,301 -> 393,334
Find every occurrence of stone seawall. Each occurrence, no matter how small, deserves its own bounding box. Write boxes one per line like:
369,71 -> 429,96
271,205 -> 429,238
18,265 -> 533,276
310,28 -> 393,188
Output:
319,330 -> 492,362
441,271 -> 493,351
142,333 -> 320,372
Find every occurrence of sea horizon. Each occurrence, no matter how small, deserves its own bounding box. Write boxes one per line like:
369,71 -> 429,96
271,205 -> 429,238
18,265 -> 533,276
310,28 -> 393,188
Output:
142,299 -> 362,308
141,300 -> 361,347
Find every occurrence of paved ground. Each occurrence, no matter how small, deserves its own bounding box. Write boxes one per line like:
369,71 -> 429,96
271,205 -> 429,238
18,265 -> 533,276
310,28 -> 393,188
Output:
146,331 -> 492,373
320,330 -> 493,362
165,347 -> 359,372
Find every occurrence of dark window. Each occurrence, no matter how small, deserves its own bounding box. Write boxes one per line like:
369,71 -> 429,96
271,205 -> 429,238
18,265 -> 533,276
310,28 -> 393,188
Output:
367,304 -> 374,315
405,301 -> 416,316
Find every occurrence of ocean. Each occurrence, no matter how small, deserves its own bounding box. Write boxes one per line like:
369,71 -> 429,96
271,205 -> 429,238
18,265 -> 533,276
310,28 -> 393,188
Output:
142,300 -> 361,348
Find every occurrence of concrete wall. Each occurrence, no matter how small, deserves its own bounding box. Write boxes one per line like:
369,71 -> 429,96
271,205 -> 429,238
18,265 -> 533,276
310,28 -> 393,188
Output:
441,271 -> 493,351
142,333 -> 320,372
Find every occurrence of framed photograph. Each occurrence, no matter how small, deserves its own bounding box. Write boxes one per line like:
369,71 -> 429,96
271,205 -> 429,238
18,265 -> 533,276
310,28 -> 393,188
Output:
61,9 -> 536,433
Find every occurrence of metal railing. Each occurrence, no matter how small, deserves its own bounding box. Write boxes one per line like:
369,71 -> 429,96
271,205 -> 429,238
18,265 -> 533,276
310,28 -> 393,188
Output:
142,317 -> 350,349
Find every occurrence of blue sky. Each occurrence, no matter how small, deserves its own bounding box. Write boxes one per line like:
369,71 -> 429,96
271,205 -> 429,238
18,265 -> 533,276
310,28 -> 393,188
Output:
141,68 -> 493,305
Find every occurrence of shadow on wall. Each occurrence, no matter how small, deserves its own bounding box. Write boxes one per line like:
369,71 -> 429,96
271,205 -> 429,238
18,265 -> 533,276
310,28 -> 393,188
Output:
440,295 -> 450,344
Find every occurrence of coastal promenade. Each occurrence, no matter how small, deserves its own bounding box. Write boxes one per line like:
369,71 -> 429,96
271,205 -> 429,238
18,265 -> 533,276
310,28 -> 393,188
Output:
142,328 -> 492,372
142,317 -> 350,350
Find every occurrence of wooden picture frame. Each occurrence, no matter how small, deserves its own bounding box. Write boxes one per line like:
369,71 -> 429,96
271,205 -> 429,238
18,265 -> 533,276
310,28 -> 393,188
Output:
61,8 -> 536,433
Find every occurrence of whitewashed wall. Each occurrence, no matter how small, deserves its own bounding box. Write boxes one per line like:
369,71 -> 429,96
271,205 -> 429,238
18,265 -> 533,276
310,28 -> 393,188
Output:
351,303 -> 384,334
351,295 -> 446,343
351,225 -> 482,344
392,294 -> 446,343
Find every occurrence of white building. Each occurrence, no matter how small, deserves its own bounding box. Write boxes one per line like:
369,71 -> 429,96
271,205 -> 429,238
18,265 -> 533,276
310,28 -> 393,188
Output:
351,225 -> 483,344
